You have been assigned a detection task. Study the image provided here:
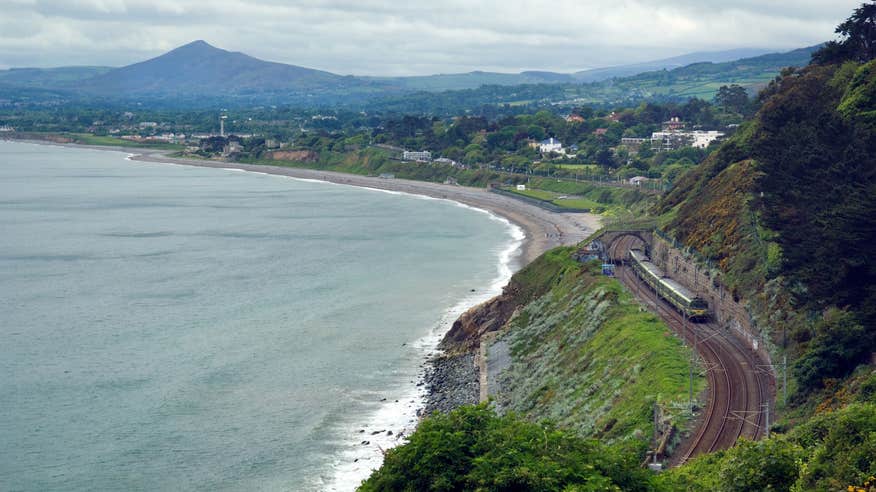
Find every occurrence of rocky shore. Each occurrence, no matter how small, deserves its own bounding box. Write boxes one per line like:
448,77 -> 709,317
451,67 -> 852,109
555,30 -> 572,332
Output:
421,352 -> 480,415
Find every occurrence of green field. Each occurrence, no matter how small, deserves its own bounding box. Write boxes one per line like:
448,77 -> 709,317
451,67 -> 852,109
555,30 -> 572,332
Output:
555,164 -> 599,171
69,133 -> 184,151
507,187 -> 604,212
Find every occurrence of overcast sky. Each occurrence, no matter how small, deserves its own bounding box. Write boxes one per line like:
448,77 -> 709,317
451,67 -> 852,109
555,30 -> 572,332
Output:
0,0 -> 863,75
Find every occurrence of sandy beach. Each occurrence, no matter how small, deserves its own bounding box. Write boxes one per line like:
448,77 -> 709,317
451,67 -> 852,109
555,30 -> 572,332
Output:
6,139 -> 601,266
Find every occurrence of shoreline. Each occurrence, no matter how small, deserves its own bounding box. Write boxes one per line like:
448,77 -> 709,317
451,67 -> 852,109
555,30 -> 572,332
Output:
134,154 -> 599,265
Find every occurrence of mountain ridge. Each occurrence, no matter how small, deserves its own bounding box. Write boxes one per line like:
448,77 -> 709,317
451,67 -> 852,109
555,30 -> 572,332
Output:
0,41 -> 821,107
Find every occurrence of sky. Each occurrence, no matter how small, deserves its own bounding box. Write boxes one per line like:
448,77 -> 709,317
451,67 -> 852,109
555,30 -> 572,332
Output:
0,0 -> 864,75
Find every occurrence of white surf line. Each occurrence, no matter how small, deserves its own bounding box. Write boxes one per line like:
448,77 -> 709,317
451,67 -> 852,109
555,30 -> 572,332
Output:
323,208 -> 524,491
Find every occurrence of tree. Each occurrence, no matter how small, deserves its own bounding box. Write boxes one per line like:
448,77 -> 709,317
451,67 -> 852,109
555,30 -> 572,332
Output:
715,84 -> 750,114
595,148 -> 616,168
837,1 -> 876,61
812,2 -> 876,64
793,309 -> 870,392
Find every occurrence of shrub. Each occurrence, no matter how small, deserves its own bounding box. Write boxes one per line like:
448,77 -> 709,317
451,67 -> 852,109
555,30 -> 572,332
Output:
359,404 -> 653,491
793,309 -> 870,392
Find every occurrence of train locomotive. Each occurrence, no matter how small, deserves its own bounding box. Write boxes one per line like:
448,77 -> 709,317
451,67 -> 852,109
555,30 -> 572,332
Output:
629,249 -> 709,321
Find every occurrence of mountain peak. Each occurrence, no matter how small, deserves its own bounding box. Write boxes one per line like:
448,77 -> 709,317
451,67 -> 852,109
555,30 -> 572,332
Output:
79,39 -> 344,96
167,40 -> 224,55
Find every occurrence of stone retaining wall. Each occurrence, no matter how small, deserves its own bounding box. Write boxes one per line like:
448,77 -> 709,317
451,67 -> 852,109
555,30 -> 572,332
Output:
650,235 -> 774,369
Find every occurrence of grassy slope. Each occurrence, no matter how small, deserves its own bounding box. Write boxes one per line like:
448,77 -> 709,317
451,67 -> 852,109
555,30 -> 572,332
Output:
493,250 -> 704,447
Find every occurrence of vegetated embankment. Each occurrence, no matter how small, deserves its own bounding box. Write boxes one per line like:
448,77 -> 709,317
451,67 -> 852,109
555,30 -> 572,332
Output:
426,246 -> 704,459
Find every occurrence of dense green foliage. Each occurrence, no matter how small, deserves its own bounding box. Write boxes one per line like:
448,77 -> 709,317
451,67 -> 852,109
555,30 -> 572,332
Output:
2,97 -> 731,184
793,309 -> 870,392
363,375 -> 876,491
359,404 -> 653,491
659,437 -> 804,492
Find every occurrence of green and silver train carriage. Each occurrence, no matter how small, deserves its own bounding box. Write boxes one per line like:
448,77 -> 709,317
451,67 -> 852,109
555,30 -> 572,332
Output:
629,249 -> 709,321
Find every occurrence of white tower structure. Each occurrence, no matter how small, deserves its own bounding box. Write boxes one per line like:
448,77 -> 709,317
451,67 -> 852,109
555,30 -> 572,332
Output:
220,115 -> 227,137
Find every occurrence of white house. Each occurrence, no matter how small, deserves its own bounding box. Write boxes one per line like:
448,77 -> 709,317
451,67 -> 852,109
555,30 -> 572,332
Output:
538,137 -> 564,154
434,157 -> 460,167
691,131 -> 725,149
223,141 -> 243,156
402,150 -> 432,162
629,176 -> 649,186
651,130 -> 725,151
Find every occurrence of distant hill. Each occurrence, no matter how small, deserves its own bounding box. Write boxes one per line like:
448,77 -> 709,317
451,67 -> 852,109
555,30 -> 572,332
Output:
365,45 -> 821,114
365,49 -> 774,92
572,48 -> 774,83
367,70 -> 576,91
0,66 -> 111,88
603,44 -> 820,99
78,40 -> 374,97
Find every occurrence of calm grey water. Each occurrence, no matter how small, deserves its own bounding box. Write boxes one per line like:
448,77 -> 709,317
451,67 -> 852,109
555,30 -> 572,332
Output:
0,141 -> 520,491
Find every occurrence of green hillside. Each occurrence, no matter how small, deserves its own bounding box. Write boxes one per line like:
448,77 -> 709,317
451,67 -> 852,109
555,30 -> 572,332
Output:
491,254 -> 703,444
366,46 -> 818,113
655,51 -> 876,402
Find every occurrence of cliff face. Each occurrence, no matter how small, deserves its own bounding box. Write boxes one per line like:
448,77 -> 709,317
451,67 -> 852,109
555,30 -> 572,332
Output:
439,247 -> 584,353
440,283 -> 522,353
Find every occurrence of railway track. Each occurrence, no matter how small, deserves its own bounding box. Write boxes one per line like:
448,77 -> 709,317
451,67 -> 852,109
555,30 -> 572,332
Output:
610,236 -> 770,464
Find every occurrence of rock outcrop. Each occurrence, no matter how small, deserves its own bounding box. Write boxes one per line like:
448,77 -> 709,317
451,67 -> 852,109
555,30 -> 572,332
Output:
440,283 -> 522,353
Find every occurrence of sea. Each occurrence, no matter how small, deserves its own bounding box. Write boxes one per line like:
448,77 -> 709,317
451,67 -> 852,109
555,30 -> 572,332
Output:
0,141 -> 522,491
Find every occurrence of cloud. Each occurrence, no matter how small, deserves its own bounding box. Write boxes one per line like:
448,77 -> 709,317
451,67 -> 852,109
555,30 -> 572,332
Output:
0,0 -> 863,74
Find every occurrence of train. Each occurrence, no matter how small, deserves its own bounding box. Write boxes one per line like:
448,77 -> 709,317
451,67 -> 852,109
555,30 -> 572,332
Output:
628,248 -> 709,321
